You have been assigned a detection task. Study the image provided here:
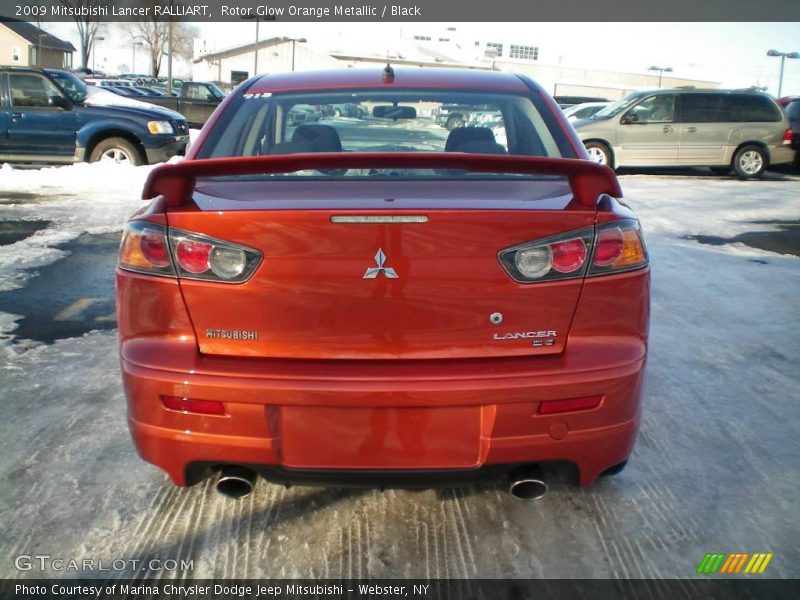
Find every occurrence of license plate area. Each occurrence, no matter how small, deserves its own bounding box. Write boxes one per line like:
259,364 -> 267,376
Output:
280,406 -> 482,469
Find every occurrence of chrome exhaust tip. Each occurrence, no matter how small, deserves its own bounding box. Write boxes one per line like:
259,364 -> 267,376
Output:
508,466 -> 548,501
216,466 -> 256,499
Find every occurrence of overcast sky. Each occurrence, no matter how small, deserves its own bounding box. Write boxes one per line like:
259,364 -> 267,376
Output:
47,21 -> 800,96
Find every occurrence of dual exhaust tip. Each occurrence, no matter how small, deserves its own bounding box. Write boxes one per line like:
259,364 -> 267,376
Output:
215,464 -> 548,501
508,465 -> 549,501
216,466 -> 256,499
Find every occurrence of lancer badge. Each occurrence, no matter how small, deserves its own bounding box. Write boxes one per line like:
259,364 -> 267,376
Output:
363,249 -> 398,279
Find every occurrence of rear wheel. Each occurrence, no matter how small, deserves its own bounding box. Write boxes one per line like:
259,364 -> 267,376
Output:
89,137 -> 143,166
445,115 -> 465,131
585,141 -> 612,168
733,145 -> 767,179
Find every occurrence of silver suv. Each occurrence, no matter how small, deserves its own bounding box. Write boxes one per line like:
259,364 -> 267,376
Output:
573,89 -> 794,179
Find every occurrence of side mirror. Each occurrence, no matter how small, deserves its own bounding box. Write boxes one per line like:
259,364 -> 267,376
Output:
48,95 -> 70,109
621,113 -> 638,124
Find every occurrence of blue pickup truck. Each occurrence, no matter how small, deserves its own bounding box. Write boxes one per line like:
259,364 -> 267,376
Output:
0,67 -> 189,166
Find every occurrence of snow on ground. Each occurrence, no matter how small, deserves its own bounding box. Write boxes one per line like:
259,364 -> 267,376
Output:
0,162 -> 154,293
621,173 -> 800,242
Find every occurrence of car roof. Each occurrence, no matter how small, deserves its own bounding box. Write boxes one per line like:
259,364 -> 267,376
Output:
246,67 -> 530,95
640,88 -> 774,97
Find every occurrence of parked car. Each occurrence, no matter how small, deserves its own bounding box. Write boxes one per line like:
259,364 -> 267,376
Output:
324,103 -> 367,118
131,86 -> 162,96
287,103 -> 323,126
466,108 -> 503,127
554,95 -> 609,109
133,80 -> 226,127
101,86 -> 140,98
110,86 -> 148,97
0,67 -> 188,166
117,67 -> 650,500
573,89 -> 795,178
434,104 -> 473,130
562,101 -> 611,121
86,78 -> 134,88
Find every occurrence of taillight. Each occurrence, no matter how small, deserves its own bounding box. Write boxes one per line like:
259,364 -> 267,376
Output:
551,238 -> 588,273
593,226 -> 624,267
588,219 -> 648,276
118,221 -> 175,277
498,219 -> 647,283
118,222 -> 261,283
175,239 -> 212,274
170,229 -> 260,283
498,228 -> 594,283
783,128 -> 792,144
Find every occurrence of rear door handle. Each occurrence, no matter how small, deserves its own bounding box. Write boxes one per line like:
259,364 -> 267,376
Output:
11,112 -> 23,119
686,127 -> 698,133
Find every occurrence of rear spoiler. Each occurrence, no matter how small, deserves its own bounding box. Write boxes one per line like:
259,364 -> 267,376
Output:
142,152 -> 622,208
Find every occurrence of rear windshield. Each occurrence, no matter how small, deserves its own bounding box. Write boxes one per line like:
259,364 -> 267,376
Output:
195,89 -> 575,180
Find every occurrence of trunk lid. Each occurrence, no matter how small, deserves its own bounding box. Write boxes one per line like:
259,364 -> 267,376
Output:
166,178 -> 596,360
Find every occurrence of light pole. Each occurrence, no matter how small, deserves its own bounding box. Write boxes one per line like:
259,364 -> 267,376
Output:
766,49 -> 800,98
283,37 -> 307,72
92,36 -> 105,73
132,41 -> 143,74
241,15 -> 260,76
648,65 -> 673,88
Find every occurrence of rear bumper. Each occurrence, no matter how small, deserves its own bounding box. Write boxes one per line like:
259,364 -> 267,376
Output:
122,335 -> 646,488
769,145 -> 795,166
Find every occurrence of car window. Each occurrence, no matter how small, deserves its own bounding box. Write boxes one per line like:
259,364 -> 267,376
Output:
186,85 -> 208,101
9,73 -> 63,108
723,95 -> 781,122
197,89 -> 572,180
46,70 -> 87,102
679,94 -> 725,123
628,95 -> 675,123
594,93 -> 644,118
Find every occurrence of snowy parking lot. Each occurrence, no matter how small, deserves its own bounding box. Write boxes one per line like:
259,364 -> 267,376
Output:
0,162 -> 798,581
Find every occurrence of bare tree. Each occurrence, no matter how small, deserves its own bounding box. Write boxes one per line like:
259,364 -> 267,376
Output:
121,19 -> 199,77
56,0 -> 108,69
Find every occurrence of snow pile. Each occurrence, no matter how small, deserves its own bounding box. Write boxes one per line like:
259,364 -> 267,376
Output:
84,86 -> 156,110
0,161 -> 153,292
84,87 -> 185,121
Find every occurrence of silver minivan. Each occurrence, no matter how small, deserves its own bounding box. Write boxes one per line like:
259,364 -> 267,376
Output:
573,89 -> 795,178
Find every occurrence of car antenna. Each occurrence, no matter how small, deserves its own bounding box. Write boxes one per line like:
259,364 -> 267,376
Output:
383,61 -> 395,83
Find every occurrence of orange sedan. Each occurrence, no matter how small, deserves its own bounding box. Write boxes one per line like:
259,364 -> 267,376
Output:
117,68 -> 649,500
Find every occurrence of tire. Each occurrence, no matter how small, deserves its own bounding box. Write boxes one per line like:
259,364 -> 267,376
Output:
584,141 -> 612,168
445,116 -> 465,131
89,137 -> 144,166
710,166 -> 731,175
732,145 -> 767,179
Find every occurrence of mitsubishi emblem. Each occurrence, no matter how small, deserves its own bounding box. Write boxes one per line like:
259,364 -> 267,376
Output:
363,249 -> 398,279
